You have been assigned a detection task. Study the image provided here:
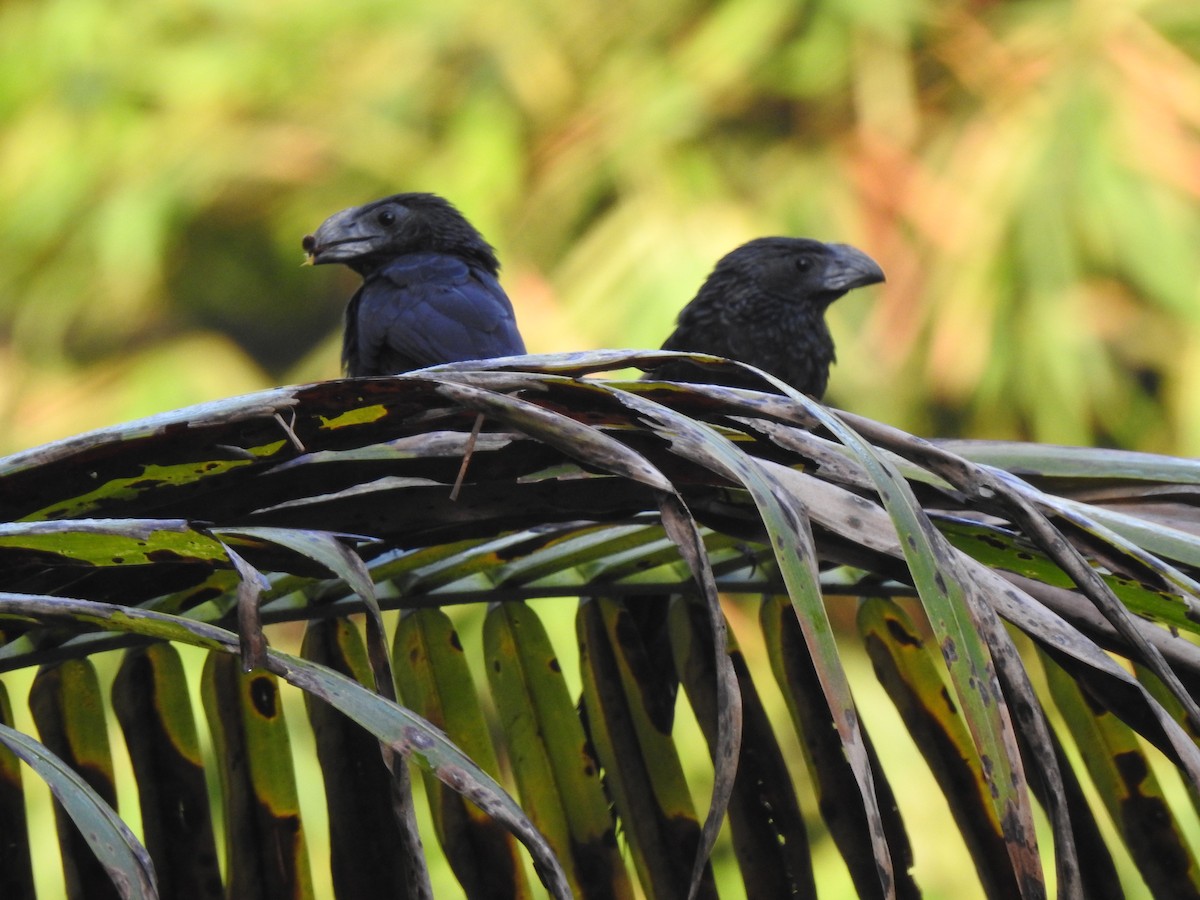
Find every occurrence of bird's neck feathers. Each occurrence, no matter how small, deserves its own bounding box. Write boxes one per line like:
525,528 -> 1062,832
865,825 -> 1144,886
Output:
724,277 -> 827,325
425,219 -> 501,276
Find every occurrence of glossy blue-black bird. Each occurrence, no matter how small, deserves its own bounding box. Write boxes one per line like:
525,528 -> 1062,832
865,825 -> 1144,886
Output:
303,192 -> 525,376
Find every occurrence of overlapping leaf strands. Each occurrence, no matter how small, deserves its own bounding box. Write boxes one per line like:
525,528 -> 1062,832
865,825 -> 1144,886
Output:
2,350 -> 1200,899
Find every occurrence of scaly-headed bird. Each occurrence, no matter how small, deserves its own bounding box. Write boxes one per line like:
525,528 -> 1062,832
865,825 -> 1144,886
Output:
645,237 -> 885,396
629,236 -> 885,720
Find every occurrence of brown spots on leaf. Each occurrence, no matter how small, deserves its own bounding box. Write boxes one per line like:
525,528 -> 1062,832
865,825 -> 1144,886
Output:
437,763 -> 468,792
146,548 -> 191,563
940,687 -> 958,715
1114,750 -> 1149,790
942,637 -> 958,663
980,754 -> 999,799
404,728 -> 435,752
885,618 -> 922,648
249,675 -> 277,718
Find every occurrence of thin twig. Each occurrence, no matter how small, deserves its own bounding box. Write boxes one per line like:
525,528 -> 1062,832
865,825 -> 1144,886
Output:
449,413 -> 485,501
273,411 -> 306,452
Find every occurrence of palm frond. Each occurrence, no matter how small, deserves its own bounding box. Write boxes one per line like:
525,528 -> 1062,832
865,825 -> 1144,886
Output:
2,350 -> 1199,898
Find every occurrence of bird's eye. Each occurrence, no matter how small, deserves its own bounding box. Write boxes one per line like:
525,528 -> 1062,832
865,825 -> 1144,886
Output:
378,210 -> 397,227
794,257 -> 813,272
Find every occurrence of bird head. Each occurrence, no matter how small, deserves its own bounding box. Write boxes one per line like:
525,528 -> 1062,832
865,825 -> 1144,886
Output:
302,192 -> 499,276
722,237 -> 886,310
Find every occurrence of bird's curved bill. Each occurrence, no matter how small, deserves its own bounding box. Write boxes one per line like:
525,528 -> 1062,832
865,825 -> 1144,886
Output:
823,244 -> 886,291
302,206 -> 382,264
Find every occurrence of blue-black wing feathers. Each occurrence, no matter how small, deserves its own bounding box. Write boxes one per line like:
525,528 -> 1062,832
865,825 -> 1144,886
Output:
344,253 -> 524,376
305,192 -> 525,377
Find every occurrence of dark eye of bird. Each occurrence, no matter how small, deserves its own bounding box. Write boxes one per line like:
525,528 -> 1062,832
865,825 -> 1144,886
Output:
378,210 -> 396,227
794,256 -> 812,272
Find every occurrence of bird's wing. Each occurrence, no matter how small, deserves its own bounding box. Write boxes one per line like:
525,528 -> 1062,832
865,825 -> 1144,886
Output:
351,254 -> 524,374
341,287 -> 364,374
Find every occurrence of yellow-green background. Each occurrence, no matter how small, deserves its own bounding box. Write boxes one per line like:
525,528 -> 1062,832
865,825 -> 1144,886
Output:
2,0 -> 1199,897
4,0 -> 1200,454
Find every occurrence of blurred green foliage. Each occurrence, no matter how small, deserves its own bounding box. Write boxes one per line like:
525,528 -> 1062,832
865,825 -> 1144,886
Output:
1,0 -> 1199,454
5,5 -> 1200,894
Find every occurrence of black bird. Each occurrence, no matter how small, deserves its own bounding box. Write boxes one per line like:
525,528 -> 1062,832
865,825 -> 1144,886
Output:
645,237 -> 885,396
624,237 -> 885,725
303,192 -> 525,376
